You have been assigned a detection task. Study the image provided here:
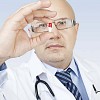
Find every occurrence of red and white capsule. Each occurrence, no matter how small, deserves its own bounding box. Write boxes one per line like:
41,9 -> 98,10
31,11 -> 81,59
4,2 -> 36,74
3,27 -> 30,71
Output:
48,23 -> 52,32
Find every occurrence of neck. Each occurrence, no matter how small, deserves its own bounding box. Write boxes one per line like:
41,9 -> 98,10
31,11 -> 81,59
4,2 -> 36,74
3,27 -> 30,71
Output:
45,56 -> 73,69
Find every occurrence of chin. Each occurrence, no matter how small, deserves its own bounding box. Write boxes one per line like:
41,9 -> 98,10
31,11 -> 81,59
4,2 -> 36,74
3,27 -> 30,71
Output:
45,53 -> 65,62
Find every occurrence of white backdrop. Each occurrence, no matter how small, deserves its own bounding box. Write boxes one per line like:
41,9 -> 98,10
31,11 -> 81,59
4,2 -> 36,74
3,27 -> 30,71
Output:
0,0 -> 100,67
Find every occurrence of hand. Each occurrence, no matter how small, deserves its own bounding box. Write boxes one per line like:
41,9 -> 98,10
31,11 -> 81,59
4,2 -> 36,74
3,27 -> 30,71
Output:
0,0 -> 56,64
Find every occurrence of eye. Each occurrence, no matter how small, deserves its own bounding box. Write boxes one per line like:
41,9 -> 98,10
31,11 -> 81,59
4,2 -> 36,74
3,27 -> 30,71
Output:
58,20 -> 66,25
39,24 -> 47,28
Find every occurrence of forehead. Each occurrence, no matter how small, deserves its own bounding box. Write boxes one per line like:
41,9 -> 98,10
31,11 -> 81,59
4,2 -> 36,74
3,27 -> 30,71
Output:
46,0 -> 75,20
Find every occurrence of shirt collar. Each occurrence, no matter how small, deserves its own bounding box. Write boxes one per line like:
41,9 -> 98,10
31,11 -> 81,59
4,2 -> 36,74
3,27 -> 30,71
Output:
70,58 -> 79,77
44,57 -> 79,77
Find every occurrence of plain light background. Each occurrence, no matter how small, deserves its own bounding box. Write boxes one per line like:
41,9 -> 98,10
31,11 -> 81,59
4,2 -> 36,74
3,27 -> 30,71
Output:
0,0 -> 100,67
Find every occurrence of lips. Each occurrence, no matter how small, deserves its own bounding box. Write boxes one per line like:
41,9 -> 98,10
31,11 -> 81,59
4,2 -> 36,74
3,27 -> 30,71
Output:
46,44 -> 64,49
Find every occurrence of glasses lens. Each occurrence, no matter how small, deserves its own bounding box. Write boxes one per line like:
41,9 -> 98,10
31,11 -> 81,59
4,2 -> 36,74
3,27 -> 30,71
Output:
55,18 -> 76,30
31,20 -> 48,33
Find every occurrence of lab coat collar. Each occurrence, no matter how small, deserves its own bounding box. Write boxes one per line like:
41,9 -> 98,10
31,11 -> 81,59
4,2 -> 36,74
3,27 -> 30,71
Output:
26,50 -> 48,81
43,57 -> 79,77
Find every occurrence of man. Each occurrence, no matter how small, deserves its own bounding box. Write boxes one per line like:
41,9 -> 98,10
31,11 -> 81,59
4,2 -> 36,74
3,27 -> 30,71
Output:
0,0 -> 100,100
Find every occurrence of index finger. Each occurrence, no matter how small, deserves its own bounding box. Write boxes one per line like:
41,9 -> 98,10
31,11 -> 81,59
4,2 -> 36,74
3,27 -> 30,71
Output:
11,0 -> 53,22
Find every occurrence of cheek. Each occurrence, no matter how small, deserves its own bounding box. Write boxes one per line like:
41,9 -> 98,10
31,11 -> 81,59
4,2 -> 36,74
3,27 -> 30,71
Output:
62,28 -> 77,49
35,45 -> 45,56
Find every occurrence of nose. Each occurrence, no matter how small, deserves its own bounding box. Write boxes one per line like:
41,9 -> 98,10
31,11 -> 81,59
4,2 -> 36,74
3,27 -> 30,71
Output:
49,23 -> 61,40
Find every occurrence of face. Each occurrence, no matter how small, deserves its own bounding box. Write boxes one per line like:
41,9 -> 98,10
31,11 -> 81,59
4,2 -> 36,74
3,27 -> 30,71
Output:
32,0 -> 79,68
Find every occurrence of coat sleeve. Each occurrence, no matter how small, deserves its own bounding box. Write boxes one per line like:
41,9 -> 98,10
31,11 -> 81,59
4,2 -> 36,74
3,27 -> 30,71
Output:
0,70 -> 7,87
0,62 -> 7,87
0,91 -> 6,100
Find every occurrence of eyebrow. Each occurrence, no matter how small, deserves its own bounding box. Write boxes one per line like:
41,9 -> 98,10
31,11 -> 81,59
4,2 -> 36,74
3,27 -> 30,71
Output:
54,17 -> 73,21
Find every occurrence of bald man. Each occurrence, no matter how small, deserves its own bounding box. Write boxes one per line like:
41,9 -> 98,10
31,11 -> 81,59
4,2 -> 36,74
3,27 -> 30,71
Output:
0,0 -> 100,100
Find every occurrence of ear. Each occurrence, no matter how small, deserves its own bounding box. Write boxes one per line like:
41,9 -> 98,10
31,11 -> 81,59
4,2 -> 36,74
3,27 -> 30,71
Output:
75,23 -> 79,33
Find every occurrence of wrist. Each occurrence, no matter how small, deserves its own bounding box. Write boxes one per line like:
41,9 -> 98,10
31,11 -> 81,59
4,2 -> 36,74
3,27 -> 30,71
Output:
0,58 -> 8,65
0,54 -> 10,65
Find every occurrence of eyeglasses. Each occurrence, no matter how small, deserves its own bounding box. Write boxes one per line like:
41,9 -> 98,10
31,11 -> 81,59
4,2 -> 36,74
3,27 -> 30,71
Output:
31,18 -> 76,33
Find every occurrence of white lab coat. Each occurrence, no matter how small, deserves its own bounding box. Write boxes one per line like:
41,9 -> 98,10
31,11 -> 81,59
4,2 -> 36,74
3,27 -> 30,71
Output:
0,50 -> 100,100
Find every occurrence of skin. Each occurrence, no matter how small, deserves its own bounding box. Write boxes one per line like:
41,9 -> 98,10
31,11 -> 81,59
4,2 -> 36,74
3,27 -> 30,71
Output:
34,0 -> 79,69
0,0 -> 57,64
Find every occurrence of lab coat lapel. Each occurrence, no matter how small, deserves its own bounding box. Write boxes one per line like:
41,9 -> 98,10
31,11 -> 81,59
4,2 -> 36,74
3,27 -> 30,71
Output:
28,50 -> 46,81
78,67 -> 95,100
74,56 -> 97,100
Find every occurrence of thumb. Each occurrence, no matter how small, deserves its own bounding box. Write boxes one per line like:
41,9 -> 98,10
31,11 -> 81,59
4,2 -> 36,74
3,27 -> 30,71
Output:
30,32 -> 53,49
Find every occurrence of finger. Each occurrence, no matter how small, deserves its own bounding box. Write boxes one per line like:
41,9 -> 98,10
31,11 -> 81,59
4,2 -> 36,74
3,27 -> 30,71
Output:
29,32 -> 54,48
33,9 -> 56,18
24,9 -> 56,24
32,17 -> 53,25
9,0 -> 51,19
11,0 -> 52,22
13,29 -> 31,57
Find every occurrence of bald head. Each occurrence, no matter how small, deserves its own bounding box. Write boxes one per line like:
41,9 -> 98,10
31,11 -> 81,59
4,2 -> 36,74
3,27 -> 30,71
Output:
46,0 -> 75,20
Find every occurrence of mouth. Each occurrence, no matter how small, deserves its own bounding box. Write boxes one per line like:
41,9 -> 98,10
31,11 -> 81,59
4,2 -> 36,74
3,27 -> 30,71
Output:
46,44 -> 64,49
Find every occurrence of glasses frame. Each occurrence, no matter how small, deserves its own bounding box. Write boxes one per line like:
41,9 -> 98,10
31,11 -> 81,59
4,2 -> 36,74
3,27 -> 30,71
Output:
31,18 -> 76,33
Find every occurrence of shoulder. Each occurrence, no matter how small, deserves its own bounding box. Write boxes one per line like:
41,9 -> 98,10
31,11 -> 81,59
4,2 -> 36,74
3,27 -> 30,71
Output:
74,54 -> 100,73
